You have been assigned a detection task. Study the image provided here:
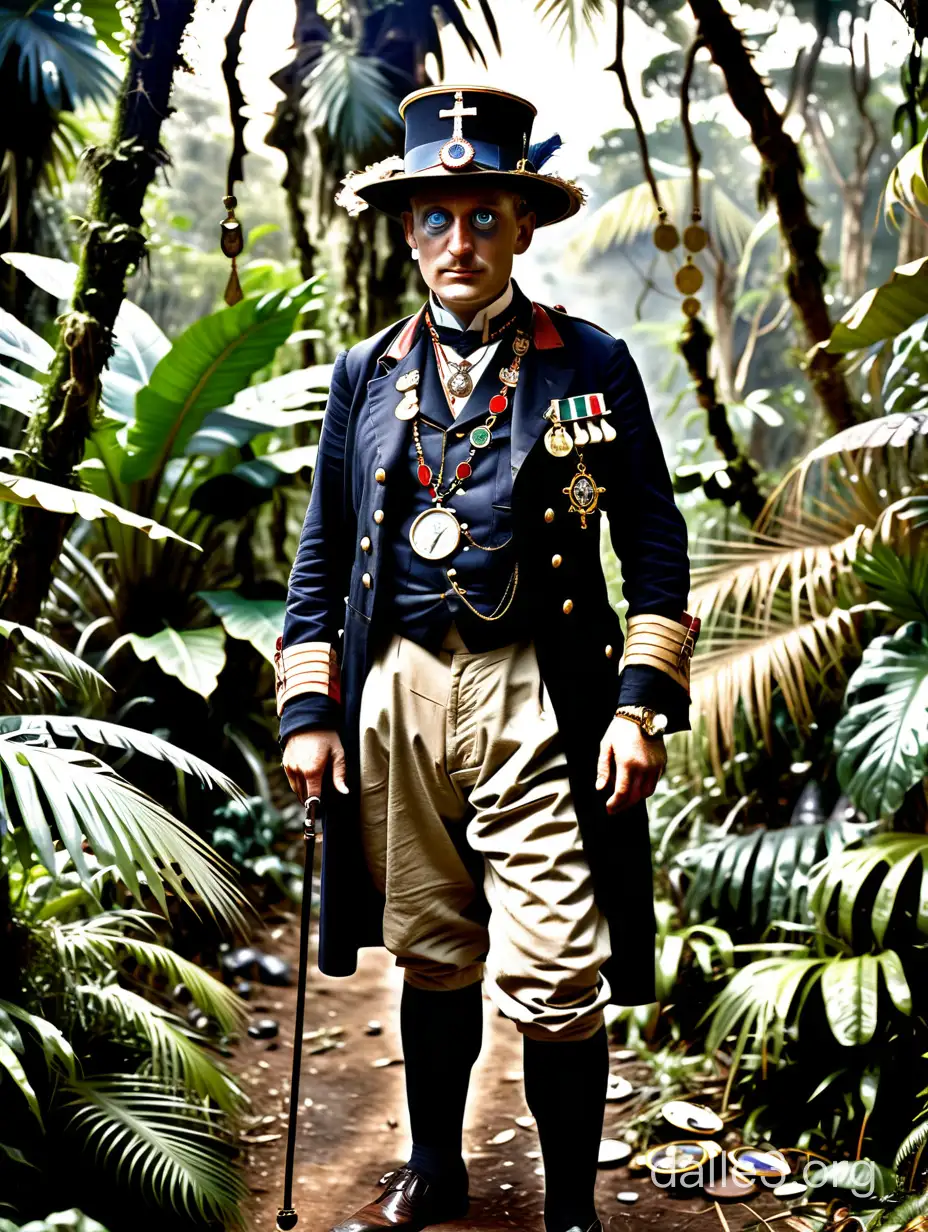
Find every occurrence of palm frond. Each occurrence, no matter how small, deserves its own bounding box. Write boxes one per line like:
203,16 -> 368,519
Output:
691,607 -> 865,777
0,998 -> 77,1125
704,954 -> 828,1099
53,913 -> 246,1033
810,834 -> 928,947
534,0 -> 605,50
303,40 -> 404,153
0,739 -> 247,929
0,7 -> 120,109
690,530 -> 866,634
11,715 -> 244,799
66,1076 -> 247,1226
677,818 -> 869,928
893,1117 -> 928,1171
0,621 -> 111,709
757,412 -> 928,537
79,986 -> 242,1110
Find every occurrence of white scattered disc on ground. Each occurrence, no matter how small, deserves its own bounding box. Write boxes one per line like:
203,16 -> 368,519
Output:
616,1191 -> 639,1204
598,1139 -> 633,1167
661,1100 -> 724,1134
606,1075 -> 635,1102
489,1128 -> 516,1145
773,1181 -> 808,1199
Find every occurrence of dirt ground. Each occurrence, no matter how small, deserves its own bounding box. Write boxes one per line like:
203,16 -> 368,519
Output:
228,918 -> 781,1232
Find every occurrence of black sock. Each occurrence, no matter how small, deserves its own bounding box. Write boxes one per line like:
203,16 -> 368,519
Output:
400,979 -> 483,1191
523,1025 -> 608,1232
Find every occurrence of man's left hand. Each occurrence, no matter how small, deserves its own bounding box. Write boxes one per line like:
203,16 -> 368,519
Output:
595,716 -> 666,814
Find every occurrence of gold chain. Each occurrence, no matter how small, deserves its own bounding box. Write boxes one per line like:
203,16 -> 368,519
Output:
461,524 -> 513,552
446,564 -> 519,621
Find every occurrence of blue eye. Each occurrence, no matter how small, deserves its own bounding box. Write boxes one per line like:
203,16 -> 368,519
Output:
425,209 -> 449,230
473,210 -> 496,229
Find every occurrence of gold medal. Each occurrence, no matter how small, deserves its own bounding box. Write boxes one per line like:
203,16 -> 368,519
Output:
395,369 -> 420,393
544,423 -> 573,457
512,334 -> 530,356
563,461 -> 605,529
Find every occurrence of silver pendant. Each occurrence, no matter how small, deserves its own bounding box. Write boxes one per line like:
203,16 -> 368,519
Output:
499,365 -> 519,388
446,363 -> 473,398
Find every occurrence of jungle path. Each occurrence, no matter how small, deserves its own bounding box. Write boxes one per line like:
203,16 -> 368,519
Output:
230,919 -> 773,1232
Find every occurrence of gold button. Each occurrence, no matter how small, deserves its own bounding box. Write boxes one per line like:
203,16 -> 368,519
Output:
373,509 -> 384,524
605,645 -> 613,658
563,599 -> 573,615
360,537 -> 371,552
362,573 -> 372,589
552,554 -> 562,568
375,468 -> 386,483
544,508 -> 555,523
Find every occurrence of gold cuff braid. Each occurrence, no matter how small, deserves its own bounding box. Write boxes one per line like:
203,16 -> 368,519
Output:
621,613 -> 701,693
274,639 -> 342,716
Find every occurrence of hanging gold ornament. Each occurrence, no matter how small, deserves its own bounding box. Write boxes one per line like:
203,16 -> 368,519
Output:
675,258 -> 703,296
220,193 -> 245,307
683,222 -> 708,252
653,217 -> 680,252
681,296 -> 700,317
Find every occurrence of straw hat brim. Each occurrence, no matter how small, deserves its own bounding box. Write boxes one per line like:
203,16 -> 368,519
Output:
344,163 -> 585,228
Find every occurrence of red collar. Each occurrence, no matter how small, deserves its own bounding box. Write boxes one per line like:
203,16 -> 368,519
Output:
381,301 -> 564,362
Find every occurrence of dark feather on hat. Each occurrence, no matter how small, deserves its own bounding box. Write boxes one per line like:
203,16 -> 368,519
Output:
527,134 -> 562,171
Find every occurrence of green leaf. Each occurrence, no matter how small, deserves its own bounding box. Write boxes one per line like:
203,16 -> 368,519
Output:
852,542 -> 928,623
66,1076 -> 247,1225
54,912 -> 246,1034
79,986 -> 243,1110
0,999 -> 76,1080
825,256 -> 928,353
810,834 -> 928,946
121,283 -> 320,483
535,0 -> 605,51
0,740 -> 246,930
834,622 -> 928,819
878,951 -> 912,1016
302,41 -> 401,151
821,955 -> 879,1046
197,592 -> 284,664
0,1037 -> 42,1125
13,715 -> 243,798
0,621 -> 111,703
123,627 -> 226,699
0,472 -> 196,547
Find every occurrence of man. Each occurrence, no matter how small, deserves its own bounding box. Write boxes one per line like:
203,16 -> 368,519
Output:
277,86 -> 698,1232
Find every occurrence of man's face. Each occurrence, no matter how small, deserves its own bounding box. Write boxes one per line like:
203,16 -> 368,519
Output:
402,188 -> 536,319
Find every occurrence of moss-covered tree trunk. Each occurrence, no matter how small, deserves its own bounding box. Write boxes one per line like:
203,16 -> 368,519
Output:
0,0 -> 196,627
686,0 -> 859,434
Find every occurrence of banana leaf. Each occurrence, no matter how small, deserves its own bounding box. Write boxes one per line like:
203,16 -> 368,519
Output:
121,282 -> 321,483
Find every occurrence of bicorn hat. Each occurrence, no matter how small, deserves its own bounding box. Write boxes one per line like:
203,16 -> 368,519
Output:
336,85 -> 586,228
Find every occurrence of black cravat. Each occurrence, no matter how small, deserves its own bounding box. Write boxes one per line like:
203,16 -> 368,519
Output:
430,305 -> 519,357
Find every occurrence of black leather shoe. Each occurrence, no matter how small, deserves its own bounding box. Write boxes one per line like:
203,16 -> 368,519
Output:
328,1166 -> 469,1231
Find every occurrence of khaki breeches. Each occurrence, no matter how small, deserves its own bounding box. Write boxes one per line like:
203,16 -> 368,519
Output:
358,628 -> 613,1042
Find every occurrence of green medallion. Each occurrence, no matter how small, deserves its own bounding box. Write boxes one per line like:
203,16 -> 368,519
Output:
470,425 -> 492,449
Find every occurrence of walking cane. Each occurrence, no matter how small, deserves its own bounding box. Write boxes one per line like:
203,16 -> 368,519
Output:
276,794 -> 321,1231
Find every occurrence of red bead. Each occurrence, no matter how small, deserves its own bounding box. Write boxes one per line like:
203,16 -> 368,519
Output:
489,394 -> 508,414
456,461 -> 472,481
417,463 -> 432,487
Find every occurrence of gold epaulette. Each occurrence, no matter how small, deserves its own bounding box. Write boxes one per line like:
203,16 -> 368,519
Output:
621,612 -> 701,693
274,638 -> 342,716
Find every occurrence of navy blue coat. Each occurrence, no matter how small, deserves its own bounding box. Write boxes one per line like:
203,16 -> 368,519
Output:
280,298 -> 691,1006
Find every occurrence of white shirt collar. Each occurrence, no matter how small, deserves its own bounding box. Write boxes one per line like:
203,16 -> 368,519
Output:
430,281 -> 514,336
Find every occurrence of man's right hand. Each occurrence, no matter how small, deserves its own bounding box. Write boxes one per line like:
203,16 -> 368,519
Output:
282,729 -> 349,803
